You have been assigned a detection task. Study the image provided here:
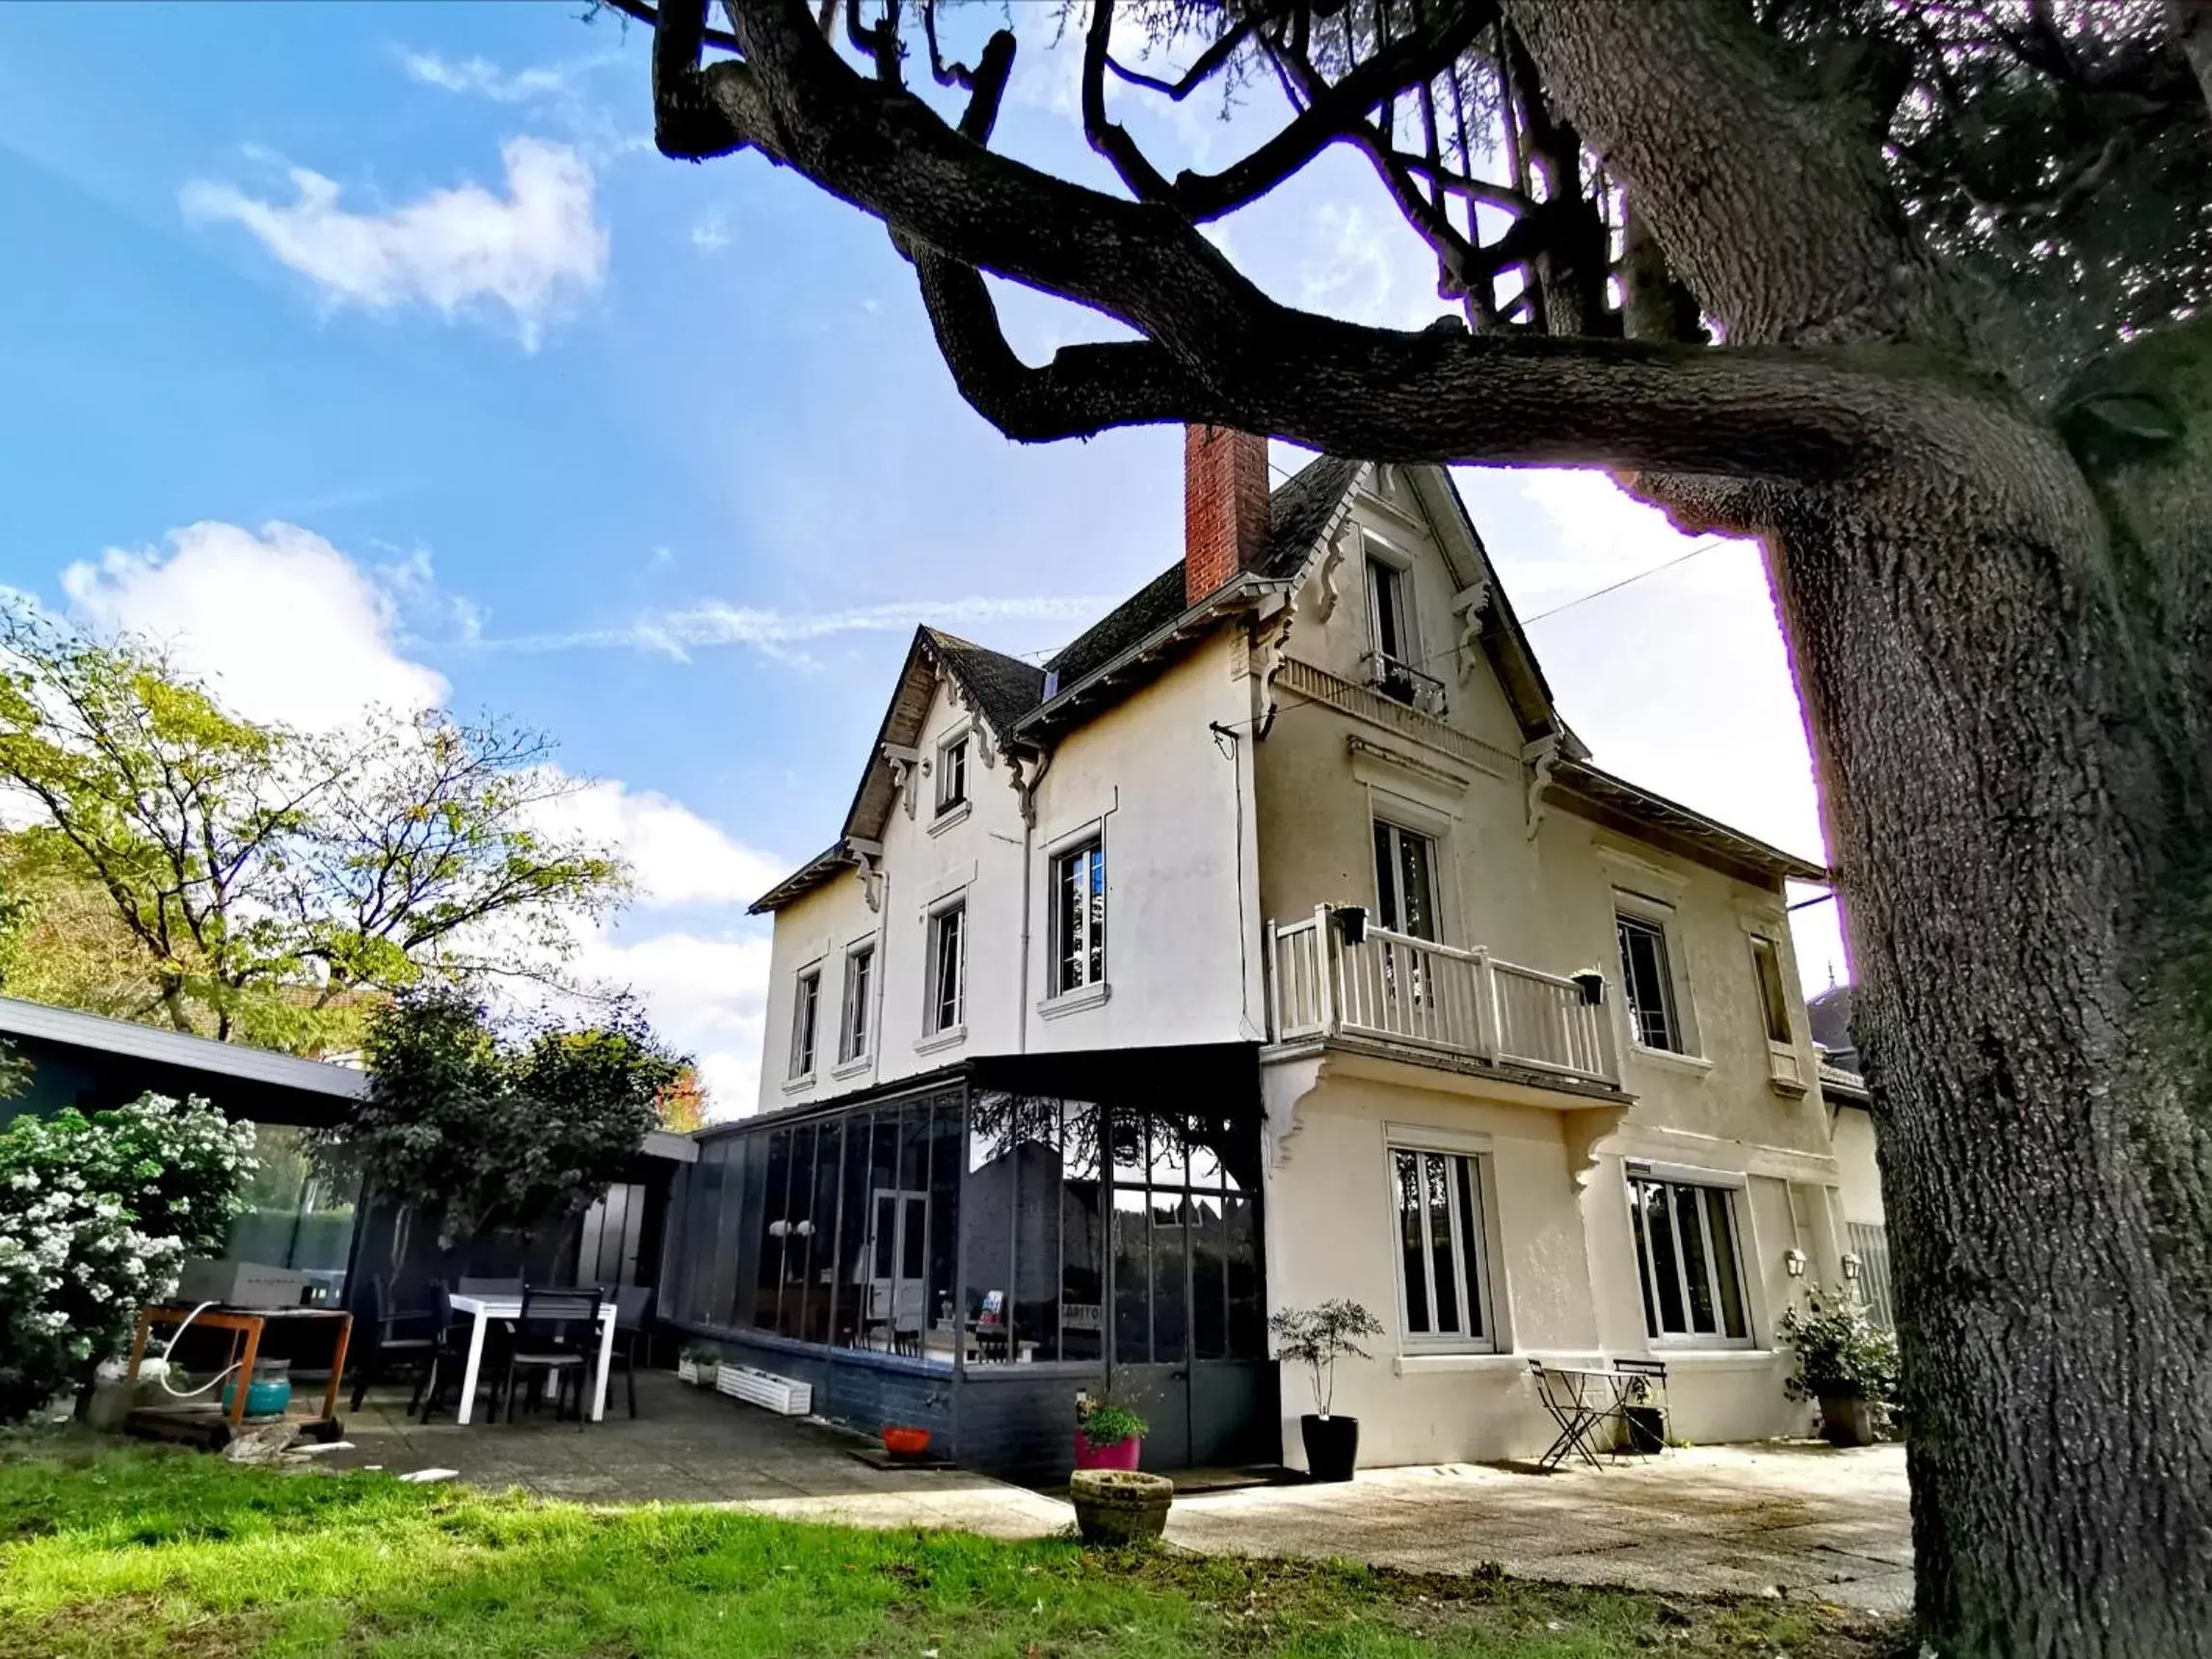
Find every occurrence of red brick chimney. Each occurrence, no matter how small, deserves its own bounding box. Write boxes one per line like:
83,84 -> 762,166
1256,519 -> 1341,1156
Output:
1184,425 -> 1270,606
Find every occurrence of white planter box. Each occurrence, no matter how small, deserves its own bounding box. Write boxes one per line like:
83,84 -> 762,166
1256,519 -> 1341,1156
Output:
715,1363 -> 812,1416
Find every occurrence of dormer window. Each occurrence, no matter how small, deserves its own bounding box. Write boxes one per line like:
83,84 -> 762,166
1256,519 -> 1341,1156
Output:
1365,553 -> 1442,710
1369,556 -> 1409,666
936,734 -> 969,816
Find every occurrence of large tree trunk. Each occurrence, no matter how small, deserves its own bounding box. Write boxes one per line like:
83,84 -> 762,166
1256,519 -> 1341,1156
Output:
1758,383 -> 2212,1654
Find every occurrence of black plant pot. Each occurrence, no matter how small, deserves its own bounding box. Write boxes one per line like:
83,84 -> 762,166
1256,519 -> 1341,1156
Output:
1301,1413 -> 1361,1483
1621,1405 -> 1666,1456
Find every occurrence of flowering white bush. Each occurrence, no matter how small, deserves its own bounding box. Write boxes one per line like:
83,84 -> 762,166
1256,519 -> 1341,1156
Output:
0,1093 -> 253,1423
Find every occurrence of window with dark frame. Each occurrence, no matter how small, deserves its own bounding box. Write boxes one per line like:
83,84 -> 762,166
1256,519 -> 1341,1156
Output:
936,735 -> 969,815
1628,1170 -> 1749,1343
839,943 -> 874,1063
1391,1146 -> 1494,1347
1372,820 -> 1440,942
789,966 -> 821,1079
1615,911 -> 1684,1053
1052,837 -> 1106,995
926,902 -> 966,1033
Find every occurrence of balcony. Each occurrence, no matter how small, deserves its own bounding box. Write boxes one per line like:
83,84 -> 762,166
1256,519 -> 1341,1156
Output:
1360,650 -> 1449,716
1265,904 -> 1621,1090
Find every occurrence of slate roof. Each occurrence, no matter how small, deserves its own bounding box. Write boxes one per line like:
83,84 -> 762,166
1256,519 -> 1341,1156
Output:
922,629 -> 1047,733
1044,563 -> 1186,690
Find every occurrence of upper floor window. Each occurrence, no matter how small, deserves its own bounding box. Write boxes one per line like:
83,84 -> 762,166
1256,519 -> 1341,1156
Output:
1627,1168 -> 1749,1345
788,966 -> 821,1081
926,902 -> 966,1033
1748,935 -> 1792,1045
936,735 -> 969,815
1615,911 -> 1684,1053
1052,838 -> 1106,995
1373,820 -> 1439,942
1368,556 -> 1411,668
1391,1144 -> 1495,1349
839,942 -> 875,1064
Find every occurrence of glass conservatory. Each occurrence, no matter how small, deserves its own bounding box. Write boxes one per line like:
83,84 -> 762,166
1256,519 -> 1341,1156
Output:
655,1047 -> 1271,1476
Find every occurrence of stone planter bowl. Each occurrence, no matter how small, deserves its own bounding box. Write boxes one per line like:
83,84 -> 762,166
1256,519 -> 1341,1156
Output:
1069,1469 -> 1175,1547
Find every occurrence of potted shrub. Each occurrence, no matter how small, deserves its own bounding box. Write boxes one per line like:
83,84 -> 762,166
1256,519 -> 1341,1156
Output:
677,1345 -> 720,1386
1269,1299 -> 1386,1482
1778,1286 -> 1901,1447
1074,1389 -> 1149,1471
1069,1468 -> 1175,1546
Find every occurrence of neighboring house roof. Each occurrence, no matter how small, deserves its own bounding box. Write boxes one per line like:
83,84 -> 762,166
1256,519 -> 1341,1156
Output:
0,994 -> 368,1101
1806,982 -> 1862,1078
1819,1059 -> 1872,1107
749,450 -> 1825,912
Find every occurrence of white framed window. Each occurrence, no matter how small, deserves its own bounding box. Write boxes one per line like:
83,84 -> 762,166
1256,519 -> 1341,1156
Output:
838,942 -> 875,1064
1373,819 -> 1440,942
1615,907 -> 1687,1053
1367,555 -> 1413,669
1051,837 -> 1106,996
1388,1143 -> 1495,1349
925,901 -> 966,1033
1627,1165 -> 1751,1346
788,966 -> 821,1081
936,734 -> 969,816
1748,935 -> 1792,1045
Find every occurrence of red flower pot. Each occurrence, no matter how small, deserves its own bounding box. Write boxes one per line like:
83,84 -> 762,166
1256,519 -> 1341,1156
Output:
882,1426 -> 931,1459
1075,1432 -> 1142,1471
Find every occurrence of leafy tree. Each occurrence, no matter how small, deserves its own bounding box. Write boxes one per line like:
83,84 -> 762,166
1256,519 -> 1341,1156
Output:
0,1093 -> 256,1424
655,1064 -> 709,1133
600,2 -> 2212,1648
0,607 -> 628,1053
313,987 -> 684,1245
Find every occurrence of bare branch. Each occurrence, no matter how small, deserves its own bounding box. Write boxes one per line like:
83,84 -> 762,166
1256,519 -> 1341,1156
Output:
1106,18 -> 1255,99
1082,0 -> 1176,202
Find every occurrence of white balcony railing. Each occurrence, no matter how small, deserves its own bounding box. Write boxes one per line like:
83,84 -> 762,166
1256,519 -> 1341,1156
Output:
1266,904 -> 1620,1089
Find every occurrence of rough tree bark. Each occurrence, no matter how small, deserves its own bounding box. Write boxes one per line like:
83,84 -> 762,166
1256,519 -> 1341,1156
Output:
1509,5 -> 2212,1653
619,1 -> 2212,1649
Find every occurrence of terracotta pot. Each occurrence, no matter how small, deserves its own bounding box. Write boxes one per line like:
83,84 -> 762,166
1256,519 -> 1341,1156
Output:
882,1426 -> 931,1458
1300,1414 -> 1360,1482
1070,1469 -> 1173,1546
1075,1431 -> 1142,1471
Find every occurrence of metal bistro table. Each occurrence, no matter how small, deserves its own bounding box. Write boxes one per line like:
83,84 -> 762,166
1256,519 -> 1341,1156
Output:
1531,1362 -> 1631,1471
446,1293 -> 620,1425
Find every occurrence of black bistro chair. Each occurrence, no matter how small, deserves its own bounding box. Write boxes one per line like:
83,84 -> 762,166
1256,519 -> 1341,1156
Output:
348,1276 -> 439,1412
413,1282 -> 512,1424
605,1286 -> 653,1419
502,1285 -> 604,1428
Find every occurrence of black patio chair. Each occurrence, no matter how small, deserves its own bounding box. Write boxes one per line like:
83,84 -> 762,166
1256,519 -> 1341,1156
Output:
502,1284 -> 604,1428
606,1286 -> 653,1419
414,1282 -> 513,1424
348,1275 -> 438,1411
1612,1358 -> 1671,1458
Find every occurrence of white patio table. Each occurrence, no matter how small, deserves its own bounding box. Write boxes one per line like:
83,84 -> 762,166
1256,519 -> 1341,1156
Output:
445,1293 -> 619,1425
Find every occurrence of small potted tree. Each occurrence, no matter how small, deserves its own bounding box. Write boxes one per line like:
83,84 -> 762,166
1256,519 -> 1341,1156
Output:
1778,1285 -> 1901,1447
1073,1388 -> 1149,1471
1269,1299 -> 1385,1482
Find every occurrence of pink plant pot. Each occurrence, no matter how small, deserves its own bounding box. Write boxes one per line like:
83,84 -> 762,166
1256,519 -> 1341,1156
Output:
1075,1432 -> 1142,1471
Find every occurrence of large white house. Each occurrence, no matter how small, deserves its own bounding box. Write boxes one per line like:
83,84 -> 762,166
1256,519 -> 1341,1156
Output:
654,430 -> 1884,1477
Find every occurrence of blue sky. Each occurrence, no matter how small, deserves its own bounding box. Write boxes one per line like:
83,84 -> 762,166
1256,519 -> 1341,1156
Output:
0,3 -> 1843,1109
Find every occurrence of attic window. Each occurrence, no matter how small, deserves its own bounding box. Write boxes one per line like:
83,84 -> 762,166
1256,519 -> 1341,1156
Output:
936,735 -> 969,816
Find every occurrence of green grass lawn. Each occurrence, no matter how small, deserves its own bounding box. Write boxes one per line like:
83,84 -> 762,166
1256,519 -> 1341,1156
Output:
0,1439 -> 1905,1659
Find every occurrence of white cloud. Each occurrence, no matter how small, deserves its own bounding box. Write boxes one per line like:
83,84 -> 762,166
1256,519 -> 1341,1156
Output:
403,50 -> 576,104
690,210 -> 731,253
502,592 -> 1111,665
180,138 -> 608,348
60,522 -> 451,727
540,779 -> 786,909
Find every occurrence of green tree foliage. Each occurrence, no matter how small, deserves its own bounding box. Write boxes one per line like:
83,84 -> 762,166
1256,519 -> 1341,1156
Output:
0,605 -> 628,1054
312,987 -> 685,1243
0,1093 -> 255,1423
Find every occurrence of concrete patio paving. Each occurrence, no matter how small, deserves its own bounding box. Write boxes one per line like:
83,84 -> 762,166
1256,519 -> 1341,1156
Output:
326,1373 -> 1069,1540
1164,1443 -> 1914,1614
329,1376 -> 1910,1609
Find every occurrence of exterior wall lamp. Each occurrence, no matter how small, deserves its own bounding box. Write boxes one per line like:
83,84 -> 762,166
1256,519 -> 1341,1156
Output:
1784,1247 -> 1808,1278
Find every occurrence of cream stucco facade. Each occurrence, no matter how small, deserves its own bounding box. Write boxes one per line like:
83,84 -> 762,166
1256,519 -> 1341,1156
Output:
746,447 -> 1886,1469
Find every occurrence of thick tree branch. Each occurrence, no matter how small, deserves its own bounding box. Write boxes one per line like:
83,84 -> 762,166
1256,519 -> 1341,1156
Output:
1504,0 -> 1954,350
607,0 -> 1988,480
